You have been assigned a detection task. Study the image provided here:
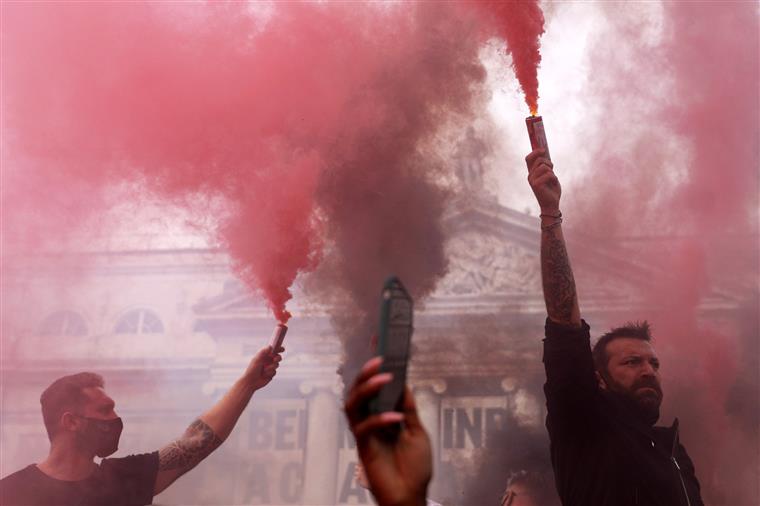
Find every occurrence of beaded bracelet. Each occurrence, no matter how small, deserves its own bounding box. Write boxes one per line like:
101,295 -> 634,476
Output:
540,217 -> 563,231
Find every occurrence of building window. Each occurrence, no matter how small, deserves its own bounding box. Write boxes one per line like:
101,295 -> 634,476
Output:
115,309 -> 164,335
39,311 -> 88,337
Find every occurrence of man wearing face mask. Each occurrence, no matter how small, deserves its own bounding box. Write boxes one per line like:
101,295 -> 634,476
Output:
525,148 -> 703,506
0,344 -> 283,505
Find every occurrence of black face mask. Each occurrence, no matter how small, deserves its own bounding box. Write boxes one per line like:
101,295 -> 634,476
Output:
76,416 -> 123,458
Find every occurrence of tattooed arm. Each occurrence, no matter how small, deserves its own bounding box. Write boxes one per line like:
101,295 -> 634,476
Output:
540,223 -> 581,325
154,419 -> 223,493
153,344 -> 284,495
526,149 -> 581,327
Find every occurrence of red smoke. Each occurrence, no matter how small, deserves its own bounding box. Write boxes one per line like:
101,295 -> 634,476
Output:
5,2 -> 755,503
3,2 -> 325,323
566,3 -> 758,504
657,5 -> 758,503
2,2 -> 548,325
471,1 -> 546,114
1,3 -> 491,325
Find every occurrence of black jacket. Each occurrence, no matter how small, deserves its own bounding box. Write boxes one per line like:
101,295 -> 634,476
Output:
543,319 -> 704,506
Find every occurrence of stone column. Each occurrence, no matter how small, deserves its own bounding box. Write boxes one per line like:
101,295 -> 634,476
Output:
412,379 -> 447,499
502,376 -> 544,427
300,379 -> 342,505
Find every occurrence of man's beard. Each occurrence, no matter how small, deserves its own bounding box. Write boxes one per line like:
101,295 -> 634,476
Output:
605,376 -> 663,426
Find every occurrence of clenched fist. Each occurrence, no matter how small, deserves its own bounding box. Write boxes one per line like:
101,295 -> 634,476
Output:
526,148 -> 561,214
243,345 -> 284,391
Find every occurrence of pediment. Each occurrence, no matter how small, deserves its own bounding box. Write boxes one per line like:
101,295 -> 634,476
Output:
434,199 -> 745,312
435,199 -> 573,301
434,227 -> 541,297
193,199 -> 746,319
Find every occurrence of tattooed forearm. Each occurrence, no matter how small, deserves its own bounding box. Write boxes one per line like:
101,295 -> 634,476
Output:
159,419 -> 224,472
541,228 -> 579,324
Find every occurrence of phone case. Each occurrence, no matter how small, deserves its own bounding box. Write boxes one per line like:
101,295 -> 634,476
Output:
369,276 -> 413,414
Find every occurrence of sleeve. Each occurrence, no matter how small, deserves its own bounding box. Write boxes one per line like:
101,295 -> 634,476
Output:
542,318 -> 601,436
101,452 -> 159,505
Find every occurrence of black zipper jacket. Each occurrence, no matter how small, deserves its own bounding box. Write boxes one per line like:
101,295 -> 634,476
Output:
542,319 -> 704,506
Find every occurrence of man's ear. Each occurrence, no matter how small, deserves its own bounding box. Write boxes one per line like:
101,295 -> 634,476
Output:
595,370 -> 609,391
60,412 -> 81,432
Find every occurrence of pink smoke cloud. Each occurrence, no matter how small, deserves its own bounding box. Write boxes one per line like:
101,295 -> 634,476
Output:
1,2 -> 491,324
564,3 -> 758,504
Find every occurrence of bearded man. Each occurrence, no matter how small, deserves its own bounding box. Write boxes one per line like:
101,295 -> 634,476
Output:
525,147 -> 704,506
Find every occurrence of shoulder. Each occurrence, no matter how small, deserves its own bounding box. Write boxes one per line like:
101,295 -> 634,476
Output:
1,465 -> 37,482
100,452 -> 159,479
542,318 -> 595,380
1,465 -> 44,505
100,452 -> 159,505
101,452 -> 159,471
1,465 -> 41,487
544,318 -> 591,345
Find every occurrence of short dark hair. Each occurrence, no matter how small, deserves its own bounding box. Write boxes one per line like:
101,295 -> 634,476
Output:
40,372 -> 104,441
502,470 -> 559,506
592,321 -> 653,372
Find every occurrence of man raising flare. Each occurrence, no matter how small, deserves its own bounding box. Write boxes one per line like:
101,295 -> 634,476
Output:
1,344 -> 284,505
526,148 -> 703,506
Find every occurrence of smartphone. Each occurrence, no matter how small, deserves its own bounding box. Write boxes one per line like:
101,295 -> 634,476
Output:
369,276 -> 414,415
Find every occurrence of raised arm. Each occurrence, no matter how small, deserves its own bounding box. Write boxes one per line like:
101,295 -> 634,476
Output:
525,149 -> 581,327
344,356 -> 432,506
153,345 -> 283,495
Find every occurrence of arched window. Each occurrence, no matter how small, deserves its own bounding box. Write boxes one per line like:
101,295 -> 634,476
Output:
115,309 -> 164,335
39,311 -> 88,337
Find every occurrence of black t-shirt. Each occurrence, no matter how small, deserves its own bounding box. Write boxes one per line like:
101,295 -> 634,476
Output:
0,452 -> 159,506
